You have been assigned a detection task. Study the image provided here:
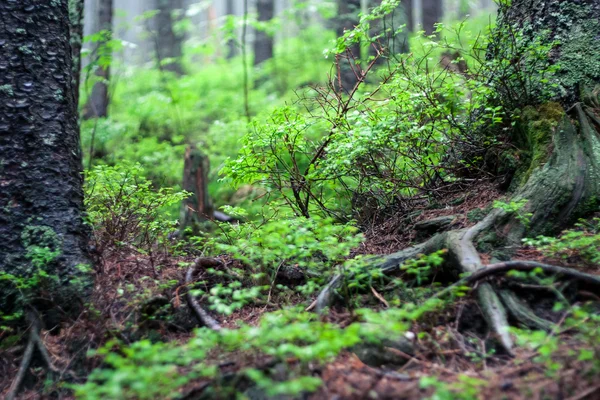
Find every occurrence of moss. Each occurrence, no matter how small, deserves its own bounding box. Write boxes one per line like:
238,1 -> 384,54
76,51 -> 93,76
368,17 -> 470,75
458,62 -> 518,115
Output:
21,225 -> 60,249
0,84 -> 14,97
514,102 -> 565,185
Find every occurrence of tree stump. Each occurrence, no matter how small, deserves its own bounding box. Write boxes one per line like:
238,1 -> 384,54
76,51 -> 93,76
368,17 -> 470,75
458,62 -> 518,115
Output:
180,146 -> 214,234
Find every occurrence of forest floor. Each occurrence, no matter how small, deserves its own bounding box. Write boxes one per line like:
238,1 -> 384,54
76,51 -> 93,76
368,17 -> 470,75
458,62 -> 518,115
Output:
1,182 -> 599,399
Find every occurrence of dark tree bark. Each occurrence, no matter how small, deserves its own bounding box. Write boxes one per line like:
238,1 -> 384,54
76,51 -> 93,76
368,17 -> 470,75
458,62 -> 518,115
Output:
83,0 -> 113,119
254,0 -> 275,66
335,0 -> 362,93
422,0 -> 442,35
69,0 -> 85,108
458,0 -> 470,19
153,0 -> 185,75
0,0 -> 91,304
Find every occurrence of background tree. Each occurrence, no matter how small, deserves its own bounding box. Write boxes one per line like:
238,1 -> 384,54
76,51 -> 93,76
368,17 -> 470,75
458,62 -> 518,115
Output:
226,0 -> 237,59
69,0 -> 85,108
153,0 -> 185,75
335,0 -> 362,92
0,0 -> 91,310
422,0 -> 443,35
254,0 -> 275,66
83,0 -> 113,118
369,0 -> 412,62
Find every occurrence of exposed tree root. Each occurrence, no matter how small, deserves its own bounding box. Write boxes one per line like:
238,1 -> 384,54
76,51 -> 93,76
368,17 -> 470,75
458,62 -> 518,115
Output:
499,290 -> 553,332
186,258 -> 222,331
6,327 -> 36,400
314,219 -> 600,354
6,311 -> 74,400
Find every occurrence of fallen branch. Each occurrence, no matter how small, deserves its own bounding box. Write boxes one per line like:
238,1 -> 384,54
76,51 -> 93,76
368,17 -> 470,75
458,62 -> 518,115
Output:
186,258 -> 223,331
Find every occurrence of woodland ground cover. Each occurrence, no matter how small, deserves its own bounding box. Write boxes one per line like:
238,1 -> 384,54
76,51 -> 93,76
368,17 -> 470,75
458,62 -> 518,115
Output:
1,1 -> 600,399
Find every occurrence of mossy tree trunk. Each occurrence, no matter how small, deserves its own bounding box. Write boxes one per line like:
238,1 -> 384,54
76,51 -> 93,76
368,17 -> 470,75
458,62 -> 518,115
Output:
180,146 -> 214,235
226,0 -> 237,59
369,0 -> 411,61
0,0 -> 91,312
422,0 -> 442,35
335,0 -> 362,93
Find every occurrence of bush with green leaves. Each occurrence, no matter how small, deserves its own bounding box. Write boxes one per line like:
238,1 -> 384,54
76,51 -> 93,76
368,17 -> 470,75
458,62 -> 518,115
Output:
221,1 -> 563,222
85,163 -> 188,258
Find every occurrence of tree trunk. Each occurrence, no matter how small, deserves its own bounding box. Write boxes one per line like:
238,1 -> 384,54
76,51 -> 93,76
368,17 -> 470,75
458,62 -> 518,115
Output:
153,0 -> 185,75
0,0 -> 91,311
421,0 -> 442,35
403,0 -> 414,32
83,0 -> 112,119
369,0 -> 411,62
69,0 -> 85,109
226,0 -> 237,59
254,0 -> 275,66
180,146 -> 214,234
335,0 -> 362,93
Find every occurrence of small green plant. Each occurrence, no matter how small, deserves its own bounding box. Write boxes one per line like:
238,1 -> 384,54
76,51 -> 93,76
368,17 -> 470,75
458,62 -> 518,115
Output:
401,250 -> 447,285
493,198 -> 533,227
420,373 -> 486,400
523,218 -> 600,266
513,303 -> 600,377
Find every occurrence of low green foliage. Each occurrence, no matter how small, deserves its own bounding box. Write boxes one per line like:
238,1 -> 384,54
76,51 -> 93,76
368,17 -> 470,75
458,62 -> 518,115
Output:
513,303 -> 600,376
524,218 -> 600,266
73,309 -> 370,399
420,374 -> 486,400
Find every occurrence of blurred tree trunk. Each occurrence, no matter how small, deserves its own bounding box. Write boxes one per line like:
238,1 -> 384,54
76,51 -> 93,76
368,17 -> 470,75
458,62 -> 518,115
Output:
226,0 -> 237,59
153,0 -> 185,75
369,0 -> 411,62
458,0 -> 469,19
180,146 -> 214,234
335,0 -> 362,92
254,0 -> 275,65
422,0 -> 442,35
69,0 -> 85,108
83,0 -> 113,119
0,0 -> 91,312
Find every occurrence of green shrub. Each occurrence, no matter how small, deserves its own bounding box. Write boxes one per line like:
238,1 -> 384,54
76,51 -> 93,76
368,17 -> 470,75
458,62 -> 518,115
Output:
85,163 -> 188,257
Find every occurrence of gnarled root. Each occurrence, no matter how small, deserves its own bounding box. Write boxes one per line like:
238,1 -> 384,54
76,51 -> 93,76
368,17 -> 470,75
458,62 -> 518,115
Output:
313,215 -> 600,354
186,258 -> 222,331
7,311 -> 77,400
